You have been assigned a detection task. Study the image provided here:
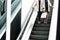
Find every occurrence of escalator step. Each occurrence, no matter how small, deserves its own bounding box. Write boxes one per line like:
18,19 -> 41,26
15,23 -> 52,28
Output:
33,27 -> 49,31
30,35 -> 48,39
29,39 -> 35,40
31,31 -> 49,35
34,24 -> 50,27
29,39 -> 47,40
35,17 -> 51,24
35,20 -> 51,22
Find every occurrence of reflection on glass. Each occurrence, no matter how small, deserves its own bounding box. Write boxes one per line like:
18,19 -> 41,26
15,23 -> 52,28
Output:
0,0 -> 7,40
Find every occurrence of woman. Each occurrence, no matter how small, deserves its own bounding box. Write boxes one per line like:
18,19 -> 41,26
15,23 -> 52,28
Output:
32,0 -> 53,24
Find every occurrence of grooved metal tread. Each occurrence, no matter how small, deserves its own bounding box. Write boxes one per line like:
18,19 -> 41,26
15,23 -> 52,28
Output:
29,39 -> 48,40
29,10 -> 52,40
33,27 -> 49,31
30,35 -> 48,39
34,24 -> 50,27
31,31 -> 49,35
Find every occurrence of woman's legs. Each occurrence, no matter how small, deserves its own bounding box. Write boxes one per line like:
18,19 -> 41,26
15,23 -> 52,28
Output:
44,12 -> 48,24
38,11 -> 42,24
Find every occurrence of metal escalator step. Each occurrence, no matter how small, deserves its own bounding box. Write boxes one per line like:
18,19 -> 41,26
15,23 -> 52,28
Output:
35,21 -> 51,24
29,39 -> 39,40
30,35 -> 48,39
34,24 -> 50,27
29,39 -> 47,40
48,19 -> 51,22
31,31 -> 49,35
33,27 -> 49,31
35,17 -> 51,24
35,19 -> 51,22
29,39 -> 35,40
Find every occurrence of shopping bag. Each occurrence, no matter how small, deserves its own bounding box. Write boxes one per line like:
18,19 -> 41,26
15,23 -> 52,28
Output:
41,12 -> 47,18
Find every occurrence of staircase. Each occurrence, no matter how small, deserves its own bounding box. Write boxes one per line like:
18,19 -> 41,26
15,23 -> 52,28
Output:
29,12 -> 52,40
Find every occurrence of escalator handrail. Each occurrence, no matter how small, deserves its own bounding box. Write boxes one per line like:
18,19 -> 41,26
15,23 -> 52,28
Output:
16,7 -> 35,40
17,1 -> 36,40
21,10 -> 38,40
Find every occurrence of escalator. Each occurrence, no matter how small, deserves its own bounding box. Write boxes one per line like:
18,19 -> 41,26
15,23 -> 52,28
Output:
18,0 -> 58,40
20,8 -> 52,40
28,0 -> 54,39
29,11 -> 52,40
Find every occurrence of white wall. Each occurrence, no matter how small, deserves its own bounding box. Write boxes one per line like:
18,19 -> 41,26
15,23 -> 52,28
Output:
21,0 -> 34,28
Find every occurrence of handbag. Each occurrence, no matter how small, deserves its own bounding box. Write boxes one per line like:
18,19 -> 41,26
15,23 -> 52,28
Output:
41,12 -> 47,18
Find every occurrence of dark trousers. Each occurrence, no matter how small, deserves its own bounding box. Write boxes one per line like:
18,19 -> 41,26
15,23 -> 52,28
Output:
45,0 -> 48,13
38,11 -> 42,21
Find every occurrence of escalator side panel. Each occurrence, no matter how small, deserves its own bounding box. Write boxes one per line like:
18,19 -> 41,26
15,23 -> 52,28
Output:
11,10 -> 21,40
